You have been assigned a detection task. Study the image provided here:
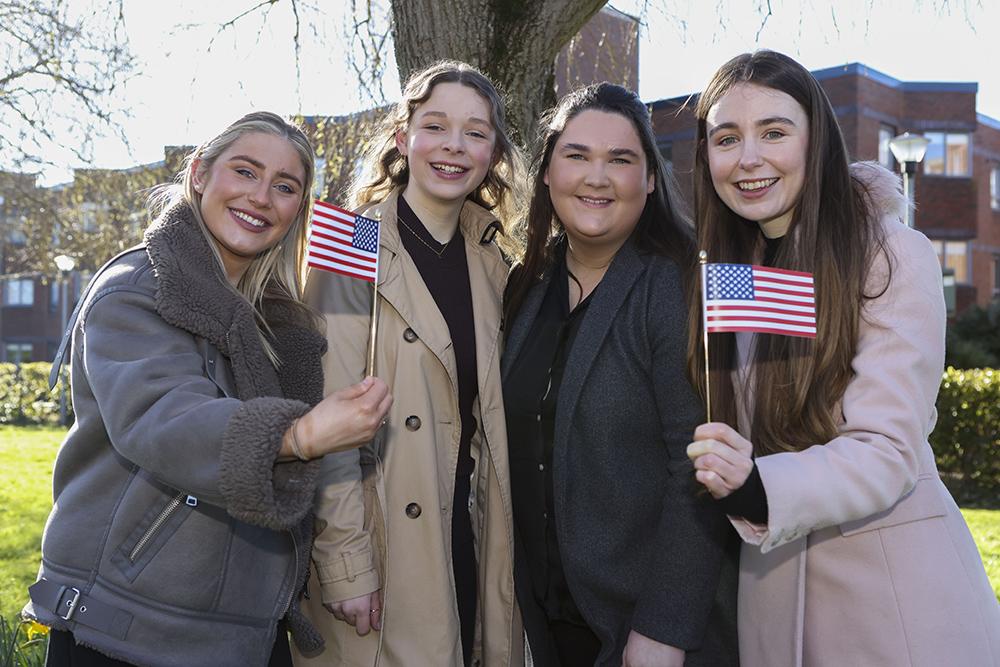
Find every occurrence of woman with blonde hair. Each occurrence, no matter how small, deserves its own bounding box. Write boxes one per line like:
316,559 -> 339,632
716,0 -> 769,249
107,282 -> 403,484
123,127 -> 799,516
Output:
26,111 -> 391,667
297,61 -> 525,666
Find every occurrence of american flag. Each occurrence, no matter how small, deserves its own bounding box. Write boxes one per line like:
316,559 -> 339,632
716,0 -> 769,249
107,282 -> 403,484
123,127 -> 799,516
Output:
702,263 -> 816,338
307,201 -> 380,282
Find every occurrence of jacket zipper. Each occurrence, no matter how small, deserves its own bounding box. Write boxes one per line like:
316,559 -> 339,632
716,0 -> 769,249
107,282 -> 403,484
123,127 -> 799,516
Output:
129,492 -> 188,562
282,528 -> 298,615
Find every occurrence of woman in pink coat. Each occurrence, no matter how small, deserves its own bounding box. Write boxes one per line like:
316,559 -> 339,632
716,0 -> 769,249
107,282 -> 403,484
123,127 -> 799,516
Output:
686,50 -> 1000,667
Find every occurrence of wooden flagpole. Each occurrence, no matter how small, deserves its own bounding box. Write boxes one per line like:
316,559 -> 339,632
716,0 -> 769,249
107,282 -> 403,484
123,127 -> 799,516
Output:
699,250 -> 712,423
366,279 -> 379,377
365,216 -> 382,378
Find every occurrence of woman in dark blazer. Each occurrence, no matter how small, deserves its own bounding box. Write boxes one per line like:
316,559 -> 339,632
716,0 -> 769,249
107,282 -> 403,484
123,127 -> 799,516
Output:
502,83 -> 738,667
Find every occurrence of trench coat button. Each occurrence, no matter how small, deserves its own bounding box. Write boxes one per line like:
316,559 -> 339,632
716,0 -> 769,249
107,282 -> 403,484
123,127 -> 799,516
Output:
405,503 -> 422,519
405,415 -> 421,431
403,328 -> 418,343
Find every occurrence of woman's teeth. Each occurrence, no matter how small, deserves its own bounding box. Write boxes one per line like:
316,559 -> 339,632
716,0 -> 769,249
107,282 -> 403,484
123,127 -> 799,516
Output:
232,210 -> 267,227
737,178 -> 778,191
432,163 -> 467,174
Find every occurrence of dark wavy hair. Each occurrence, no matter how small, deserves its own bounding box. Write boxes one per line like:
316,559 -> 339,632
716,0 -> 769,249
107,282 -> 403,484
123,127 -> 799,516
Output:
504,82 -> 695,322
687,50 -> 889,455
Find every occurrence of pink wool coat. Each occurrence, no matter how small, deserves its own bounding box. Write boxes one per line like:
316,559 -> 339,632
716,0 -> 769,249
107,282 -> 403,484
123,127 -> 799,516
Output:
732,163 -> 1000,667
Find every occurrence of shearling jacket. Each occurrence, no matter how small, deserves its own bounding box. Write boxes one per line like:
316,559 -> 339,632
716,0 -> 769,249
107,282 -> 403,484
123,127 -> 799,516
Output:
731,163 -> 1000,666
25,202 -> 328,667
295,189 -> 523,667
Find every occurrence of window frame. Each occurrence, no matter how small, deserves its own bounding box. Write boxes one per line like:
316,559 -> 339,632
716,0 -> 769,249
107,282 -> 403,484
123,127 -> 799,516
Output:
922,132 -> 972,177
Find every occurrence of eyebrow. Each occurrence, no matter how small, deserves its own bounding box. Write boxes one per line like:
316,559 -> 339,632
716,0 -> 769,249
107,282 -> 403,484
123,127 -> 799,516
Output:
559,142 -> 642,159
707,116 -> 798,138
229,155 -> 304,189
420,110 -> 492,128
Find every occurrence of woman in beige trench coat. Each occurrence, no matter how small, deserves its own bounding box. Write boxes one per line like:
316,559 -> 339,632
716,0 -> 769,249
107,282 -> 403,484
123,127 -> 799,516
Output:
686,50 -> 1000,667
293,61 -> 525,667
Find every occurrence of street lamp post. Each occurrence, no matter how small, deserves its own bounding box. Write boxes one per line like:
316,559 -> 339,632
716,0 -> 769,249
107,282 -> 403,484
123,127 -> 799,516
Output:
53,254 -> 76,425
888,132 -> 931,228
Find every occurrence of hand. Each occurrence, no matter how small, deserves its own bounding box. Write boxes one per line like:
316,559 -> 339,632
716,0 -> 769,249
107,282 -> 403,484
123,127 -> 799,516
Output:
686,422 -> 754,499
621,630 -> 685,667
295,377 -> 392,457
324,589 -> 382,635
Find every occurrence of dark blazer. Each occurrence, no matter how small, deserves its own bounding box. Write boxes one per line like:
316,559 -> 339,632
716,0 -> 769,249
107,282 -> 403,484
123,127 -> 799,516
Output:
502,238 -> 738,667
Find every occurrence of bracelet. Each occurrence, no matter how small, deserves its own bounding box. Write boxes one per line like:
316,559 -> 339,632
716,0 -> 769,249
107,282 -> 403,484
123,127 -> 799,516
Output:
289,418 -> 309,461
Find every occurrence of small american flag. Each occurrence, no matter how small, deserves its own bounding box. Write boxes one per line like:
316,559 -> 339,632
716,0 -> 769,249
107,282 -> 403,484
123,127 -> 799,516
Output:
702,263 -> 816,338
307,201 -> 380,282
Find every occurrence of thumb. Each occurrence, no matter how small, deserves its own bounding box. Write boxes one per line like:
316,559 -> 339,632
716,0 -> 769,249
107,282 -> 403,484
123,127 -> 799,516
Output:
334,377 -> 374,400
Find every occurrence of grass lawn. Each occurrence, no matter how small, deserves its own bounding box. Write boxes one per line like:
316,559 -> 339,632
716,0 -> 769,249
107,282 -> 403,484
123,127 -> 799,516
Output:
1,425 -> 998,622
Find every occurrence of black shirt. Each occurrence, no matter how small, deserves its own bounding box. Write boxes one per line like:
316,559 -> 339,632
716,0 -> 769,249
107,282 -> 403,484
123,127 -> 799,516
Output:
504,250 -> 595,626
396,196 -> 478,665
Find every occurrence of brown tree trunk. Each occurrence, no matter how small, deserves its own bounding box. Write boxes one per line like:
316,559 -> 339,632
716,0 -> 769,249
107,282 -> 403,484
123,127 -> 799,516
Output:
391,0 -> 606,147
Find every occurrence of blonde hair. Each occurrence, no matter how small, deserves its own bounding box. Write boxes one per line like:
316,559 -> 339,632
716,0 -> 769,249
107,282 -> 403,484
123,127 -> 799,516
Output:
349,60 -> 525,250
149,111 -> 317,364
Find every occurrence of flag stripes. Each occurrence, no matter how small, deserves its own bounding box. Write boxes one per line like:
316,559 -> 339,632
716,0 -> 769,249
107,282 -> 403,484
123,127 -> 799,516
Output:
307,201 -> 380,282
702,263 -> 816,338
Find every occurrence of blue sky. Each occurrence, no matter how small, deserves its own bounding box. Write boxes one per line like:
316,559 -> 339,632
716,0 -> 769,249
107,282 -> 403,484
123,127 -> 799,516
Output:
27,0 -> 1000,184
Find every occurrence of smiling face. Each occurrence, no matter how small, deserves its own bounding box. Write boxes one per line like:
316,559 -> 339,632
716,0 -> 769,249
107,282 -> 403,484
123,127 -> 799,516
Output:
705,83 -> 809,238
544,109 -> 654,253
192,132 -> 306,283
395,81 -> 496,213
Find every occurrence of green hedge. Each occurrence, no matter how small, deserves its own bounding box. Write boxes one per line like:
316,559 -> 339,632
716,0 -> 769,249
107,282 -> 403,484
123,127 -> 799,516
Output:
931,368 -> 1000,506
0,363 -> 69,426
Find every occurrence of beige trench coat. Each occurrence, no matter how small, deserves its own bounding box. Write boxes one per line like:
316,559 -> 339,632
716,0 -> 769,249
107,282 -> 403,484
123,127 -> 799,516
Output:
294,189 -> 523,667
731,164 -> 1000,667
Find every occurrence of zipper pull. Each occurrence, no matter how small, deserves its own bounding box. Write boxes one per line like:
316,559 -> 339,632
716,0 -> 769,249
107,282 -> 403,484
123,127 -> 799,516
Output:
185,495 -> 198,507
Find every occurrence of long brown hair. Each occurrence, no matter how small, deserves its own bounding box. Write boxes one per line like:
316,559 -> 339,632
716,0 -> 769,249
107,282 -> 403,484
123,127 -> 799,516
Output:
349,60 -> 524,256
505,82 -> 694,323
687,50 -> 889,455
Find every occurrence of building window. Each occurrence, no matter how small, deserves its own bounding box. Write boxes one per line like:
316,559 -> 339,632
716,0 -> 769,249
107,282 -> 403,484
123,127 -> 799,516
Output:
993,254 -> 1000,297
930,239 -> 971,284
991,166 -> 999,211
923,132 -> 971,176
313,158 -> 327,199
80,202 -> 100,232
49,281 -> 59,313
878,125 -> 896,169
4,343 -> 33,364
3,278 -> 34,306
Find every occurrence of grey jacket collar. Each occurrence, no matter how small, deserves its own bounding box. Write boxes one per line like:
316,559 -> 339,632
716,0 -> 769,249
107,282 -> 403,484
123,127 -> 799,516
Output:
144,202 -> 326,404
503,236 -> 646,387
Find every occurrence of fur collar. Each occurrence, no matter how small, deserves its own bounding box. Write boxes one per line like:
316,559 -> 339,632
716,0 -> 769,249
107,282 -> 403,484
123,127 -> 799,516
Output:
144,202 -> 325,405
850,161 -> 908,224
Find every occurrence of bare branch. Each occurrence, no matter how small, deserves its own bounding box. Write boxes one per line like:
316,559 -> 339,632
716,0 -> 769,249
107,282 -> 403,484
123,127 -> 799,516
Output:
754,0 -> 774,42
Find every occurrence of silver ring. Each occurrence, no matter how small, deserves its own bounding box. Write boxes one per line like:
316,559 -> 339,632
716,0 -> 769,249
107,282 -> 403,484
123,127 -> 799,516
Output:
370,608 -> 380,613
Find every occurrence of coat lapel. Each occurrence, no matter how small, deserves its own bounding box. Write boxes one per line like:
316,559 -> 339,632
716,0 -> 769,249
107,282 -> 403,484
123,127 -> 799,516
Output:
500,269 -> 552,382
553,240 -> 645,498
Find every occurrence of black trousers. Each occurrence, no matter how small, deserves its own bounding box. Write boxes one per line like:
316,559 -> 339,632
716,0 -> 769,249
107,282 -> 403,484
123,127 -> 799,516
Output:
549,619 -> 602,667
46,621 -> 292,666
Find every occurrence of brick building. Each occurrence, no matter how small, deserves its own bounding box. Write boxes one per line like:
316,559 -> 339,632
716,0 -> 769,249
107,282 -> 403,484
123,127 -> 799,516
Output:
652,62 -> 1000,312
0,148 -> 188,362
